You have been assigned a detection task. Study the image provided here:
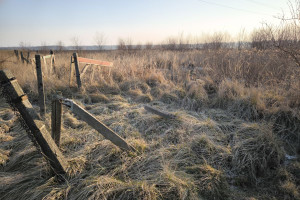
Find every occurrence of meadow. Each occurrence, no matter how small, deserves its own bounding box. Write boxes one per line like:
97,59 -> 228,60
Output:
0,46 -> 299,199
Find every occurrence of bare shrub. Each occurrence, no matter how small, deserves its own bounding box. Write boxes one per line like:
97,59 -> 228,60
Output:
94,32 -> 106,51
56,40 -> 64,52
264,0 -> 300,67
71,36 -> 81,51
250,28 -> 272,50
203,32 -> 231,50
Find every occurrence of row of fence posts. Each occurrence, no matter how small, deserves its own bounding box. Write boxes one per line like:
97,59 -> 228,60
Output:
1,49 -> 178,177
14,49 -> 55,66
0,68 -> 137,176
0,50 -> 135,176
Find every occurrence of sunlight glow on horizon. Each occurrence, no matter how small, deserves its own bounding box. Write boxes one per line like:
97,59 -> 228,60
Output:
0,0 -> 291,47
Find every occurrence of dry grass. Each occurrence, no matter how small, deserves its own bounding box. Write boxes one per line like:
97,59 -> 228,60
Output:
232,125 -> 285,184
0,48 -> 299,199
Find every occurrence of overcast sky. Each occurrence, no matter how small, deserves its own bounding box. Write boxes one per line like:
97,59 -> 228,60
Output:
0,0 -> 290,47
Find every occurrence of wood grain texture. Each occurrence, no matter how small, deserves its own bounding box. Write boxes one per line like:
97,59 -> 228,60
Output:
51,99 -> 62,146
77,57 -> 113,67
73,53 -> 82,88
70,101 -> 136,152
35,55 -> 46,117
0,70 -> 68,175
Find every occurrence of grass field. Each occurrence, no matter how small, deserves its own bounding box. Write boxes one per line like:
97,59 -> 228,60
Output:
0,48 -> 299,200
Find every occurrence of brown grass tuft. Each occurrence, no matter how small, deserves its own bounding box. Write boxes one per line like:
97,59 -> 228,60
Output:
186,164 -> 229,200
233,125 -> 284,184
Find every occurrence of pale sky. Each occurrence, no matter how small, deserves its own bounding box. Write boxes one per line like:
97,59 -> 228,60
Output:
0,0 -> 290,47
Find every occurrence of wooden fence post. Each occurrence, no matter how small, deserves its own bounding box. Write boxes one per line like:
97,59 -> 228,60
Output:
35,55 -> 46,117
50,50 -> 55,64
69,56 -> 74,86
144,105 -> 176,119
62,99 -> 136,152
14,50 -> 19,60
51,99 -> 62,146
20,51 -> 25,63
73,53 -> 82,89
0,70 -> 68,175
49,50 -> 55,74
26,52 -> 30,64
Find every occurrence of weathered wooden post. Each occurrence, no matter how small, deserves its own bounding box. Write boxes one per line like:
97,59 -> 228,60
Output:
69,55 -> 74,86
0,70 -> 68,175
26,52 -> 30,64
61,98 -> 136,152
51,99 -> 62,146
35,55 -> 46,117
50,50 -> 55,64
20,51 -> 25,63
73,53 -> 82,89
49,50 -> 55,74
14,50 -> 19,60
144,105 -> 177,119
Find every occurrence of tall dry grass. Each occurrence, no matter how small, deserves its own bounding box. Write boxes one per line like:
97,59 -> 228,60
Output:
0,48 -> 299,199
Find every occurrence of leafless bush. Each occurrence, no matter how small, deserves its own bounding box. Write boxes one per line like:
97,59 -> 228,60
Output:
18,41 -> 31,51
250,28 -> 272,50
56,40 -> 64,52
94,32 -> 106,51
117,37 -> 133,50
203,32 -> 231,50
237,28 -> 249,50
264,0 -> 300,66
71,36 -> 81,51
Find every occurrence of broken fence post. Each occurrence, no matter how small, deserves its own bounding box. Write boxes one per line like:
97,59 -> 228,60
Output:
144,105 -> 176,119
0,70 -> 68,175
35,54 -> 46,117
61,98 -> 136,152
51,99 -> 62,146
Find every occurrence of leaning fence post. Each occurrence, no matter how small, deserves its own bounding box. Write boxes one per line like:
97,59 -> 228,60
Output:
0,70 -> 68,175
35,54 -> 46,117
73,53 -> 82,89
61,98 -> 136,152
144,105 -> 177,119
51,99 -> 62,146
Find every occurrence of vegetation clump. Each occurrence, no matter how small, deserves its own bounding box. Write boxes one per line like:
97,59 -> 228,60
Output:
232,126 -> 284,184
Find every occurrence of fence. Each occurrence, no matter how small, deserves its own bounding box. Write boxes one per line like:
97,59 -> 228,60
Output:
70,53 -> 113,88
0,70 -> 67,175
14,50 -> 55,67
0,69 -> 136,177
1,49 -> 181,178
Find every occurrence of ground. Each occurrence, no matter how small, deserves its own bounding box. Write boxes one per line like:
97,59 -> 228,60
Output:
0,49 -> 299,200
